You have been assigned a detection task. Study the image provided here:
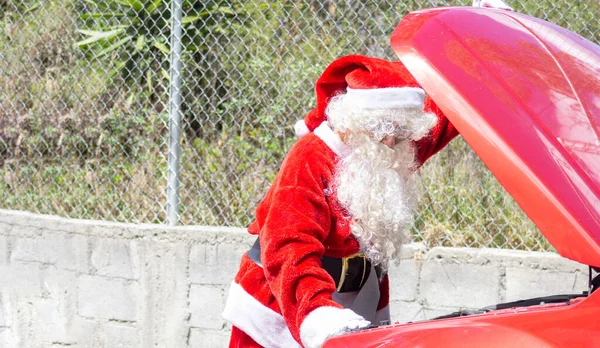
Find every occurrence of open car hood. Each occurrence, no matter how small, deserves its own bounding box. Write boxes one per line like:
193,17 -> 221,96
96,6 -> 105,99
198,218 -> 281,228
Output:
391,7 -> 600,267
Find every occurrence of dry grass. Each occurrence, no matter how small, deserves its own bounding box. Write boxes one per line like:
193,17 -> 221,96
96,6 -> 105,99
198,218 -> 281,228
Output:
413,138 -> 552,251
3,0 -> 598,251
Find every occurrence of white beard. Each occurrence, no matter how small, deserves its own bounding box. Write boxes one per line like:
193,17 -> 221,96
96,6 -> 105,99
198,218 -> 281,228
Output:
334,133 -> 416,272
326,93 -> 437,273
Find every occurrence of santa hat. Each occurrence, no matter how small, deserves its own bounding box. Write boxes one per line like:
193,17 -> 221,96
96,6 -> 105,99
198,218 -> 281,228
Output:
294,55 -> 426,137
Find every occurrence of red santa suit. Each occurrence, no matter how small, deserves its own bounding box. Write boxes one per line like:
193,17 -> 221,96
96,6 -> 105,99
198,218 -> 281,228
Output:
222,55 -> 457,348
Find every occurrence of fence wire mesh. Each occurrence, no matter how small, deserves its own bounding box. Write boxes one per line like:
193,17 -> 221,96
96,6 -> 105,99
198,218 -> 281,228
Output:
1,0 -> 598,250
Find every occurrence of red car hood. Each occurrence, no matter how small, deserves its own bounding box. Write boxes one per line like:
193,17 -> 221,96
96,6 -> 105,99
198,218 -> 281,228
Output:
324,292 -> 600,347
391,7 -> 600,267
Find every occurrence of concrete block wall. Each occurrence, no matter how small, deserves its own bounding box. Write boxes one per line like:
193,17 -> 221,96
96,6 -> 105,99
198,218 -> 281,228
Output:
387,247 -> 588,322
0,209 -> 590,347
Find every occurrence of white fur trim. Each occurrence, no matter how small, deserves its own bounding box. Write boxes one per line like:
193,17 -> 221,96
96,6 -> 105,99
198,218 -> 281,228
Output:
299,307 -> 370,348
345,87 -> 425,110
313,121 -> 349,157
222,281 -> 301,348
295,119 -> 310,137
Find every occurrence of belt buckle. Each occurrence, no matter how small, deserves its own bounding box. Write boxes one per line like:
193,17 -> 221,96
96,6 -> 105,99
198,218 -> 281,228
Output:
337,253 -> 368,293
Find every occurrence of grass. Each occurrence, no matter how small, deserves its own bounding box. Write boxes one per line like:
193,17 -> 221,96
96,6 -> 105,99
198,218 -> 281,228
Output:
413,138 -> 552,251
1,157 -> 167,223
0,135 -> 552,251
2,0 -> 598,251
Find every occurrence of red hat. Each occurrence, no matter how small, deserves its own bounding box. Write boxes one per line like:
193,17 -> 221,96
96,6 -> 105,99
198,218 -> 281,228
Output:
294,55 -> 426,136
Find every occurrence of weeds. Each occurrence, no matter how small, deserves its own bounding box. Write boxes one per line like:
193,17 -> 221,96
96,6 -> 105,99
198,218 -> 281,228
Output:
1,0 -> 598,250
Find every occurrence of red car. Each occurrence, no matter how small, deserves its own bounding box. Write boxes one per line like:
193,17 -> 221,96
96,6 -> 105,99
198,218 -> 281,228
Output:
325,7 -> 600,348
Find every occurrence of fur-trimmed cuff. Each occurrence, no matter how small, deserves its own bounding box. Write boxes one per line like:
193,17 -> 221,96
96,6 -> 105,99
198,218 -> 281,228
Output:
299,307 -> 370,348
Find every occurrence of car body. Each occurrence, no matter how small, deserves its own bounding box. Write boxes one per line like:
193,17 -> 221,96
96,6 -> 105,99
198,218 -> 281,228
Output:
325,7 -> 600,347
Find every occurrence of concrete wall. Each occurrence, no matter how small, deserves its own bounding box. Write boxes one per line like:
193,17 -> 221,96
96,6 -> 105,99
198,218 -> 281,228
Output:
0,209 -> 589,347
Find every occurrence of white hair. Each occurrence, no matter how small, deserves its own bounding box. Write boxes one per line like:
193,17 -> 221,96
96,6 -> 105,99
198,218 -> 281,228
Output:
327,93 -> 436,143
326,93 -> 436,273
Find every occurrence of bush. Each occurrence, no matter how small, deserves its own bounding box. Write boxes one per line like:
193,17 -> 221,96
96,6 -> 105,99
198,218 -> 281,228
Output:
0,0 -> 597,249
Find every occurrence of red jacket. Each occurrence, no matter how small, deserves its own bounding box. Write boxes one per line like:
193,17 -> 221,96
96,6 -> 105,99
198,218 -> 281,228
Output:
222,112 -> 457,347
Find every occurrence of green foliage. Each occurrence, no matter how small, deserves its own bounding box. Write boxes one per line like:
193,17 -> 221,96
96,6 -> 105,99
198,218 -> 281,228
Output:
2,0 -> 599,249
75,0 -> 172,83
177,0 -> 427,225
0,0 -> 40,21
413,138 -> 551,251
1,158 -> 167,222
74,1 -> 241,110
0,0 -> 168,225
515,0 -> 600,44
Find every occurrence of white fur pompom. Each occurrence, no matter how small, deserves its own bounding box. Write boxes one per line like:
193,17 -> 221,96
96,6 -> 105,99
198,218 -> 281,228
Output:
295,119 -> 310,137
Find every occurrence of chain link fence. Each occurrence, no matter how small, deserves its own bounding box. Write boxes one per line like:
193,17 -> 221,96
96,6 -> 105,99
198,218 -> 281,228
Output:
1,0 -> 598,250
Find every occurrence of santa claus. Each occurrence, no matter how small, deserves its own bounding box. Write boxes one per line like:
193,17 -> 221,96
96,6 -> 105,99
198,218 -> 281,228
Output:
222,54 -> 458,348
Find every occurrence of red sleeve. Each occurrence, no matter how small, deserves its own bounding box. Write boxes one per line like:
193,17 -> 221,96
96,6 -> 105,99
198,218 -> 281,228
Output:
376,274 -> 390,311
414,96 -> 459,167
259,141 -> 343,342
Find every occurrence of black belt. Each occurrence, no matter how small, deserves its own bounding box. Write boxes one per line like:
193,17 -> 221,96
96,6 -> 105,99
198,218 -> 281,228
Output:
247,238 -> 376,293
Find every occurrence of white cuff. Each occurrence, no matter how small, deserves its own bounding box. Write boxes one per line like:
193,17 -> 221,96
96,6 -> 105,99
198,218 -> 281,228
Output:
299,307 -> 370,348
345,87 -> 425,110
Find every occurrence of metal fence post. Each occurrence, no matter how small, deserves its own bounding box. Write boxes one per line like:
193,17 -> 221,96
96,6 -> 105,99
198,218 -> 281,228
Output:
166,0 -> 184,226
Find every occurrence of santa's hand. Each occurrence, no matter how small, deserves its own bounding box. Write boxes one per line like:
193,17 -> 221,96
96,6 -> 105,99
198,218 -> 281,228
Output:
300,307 -> 371,348
472,0 -> 513,11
